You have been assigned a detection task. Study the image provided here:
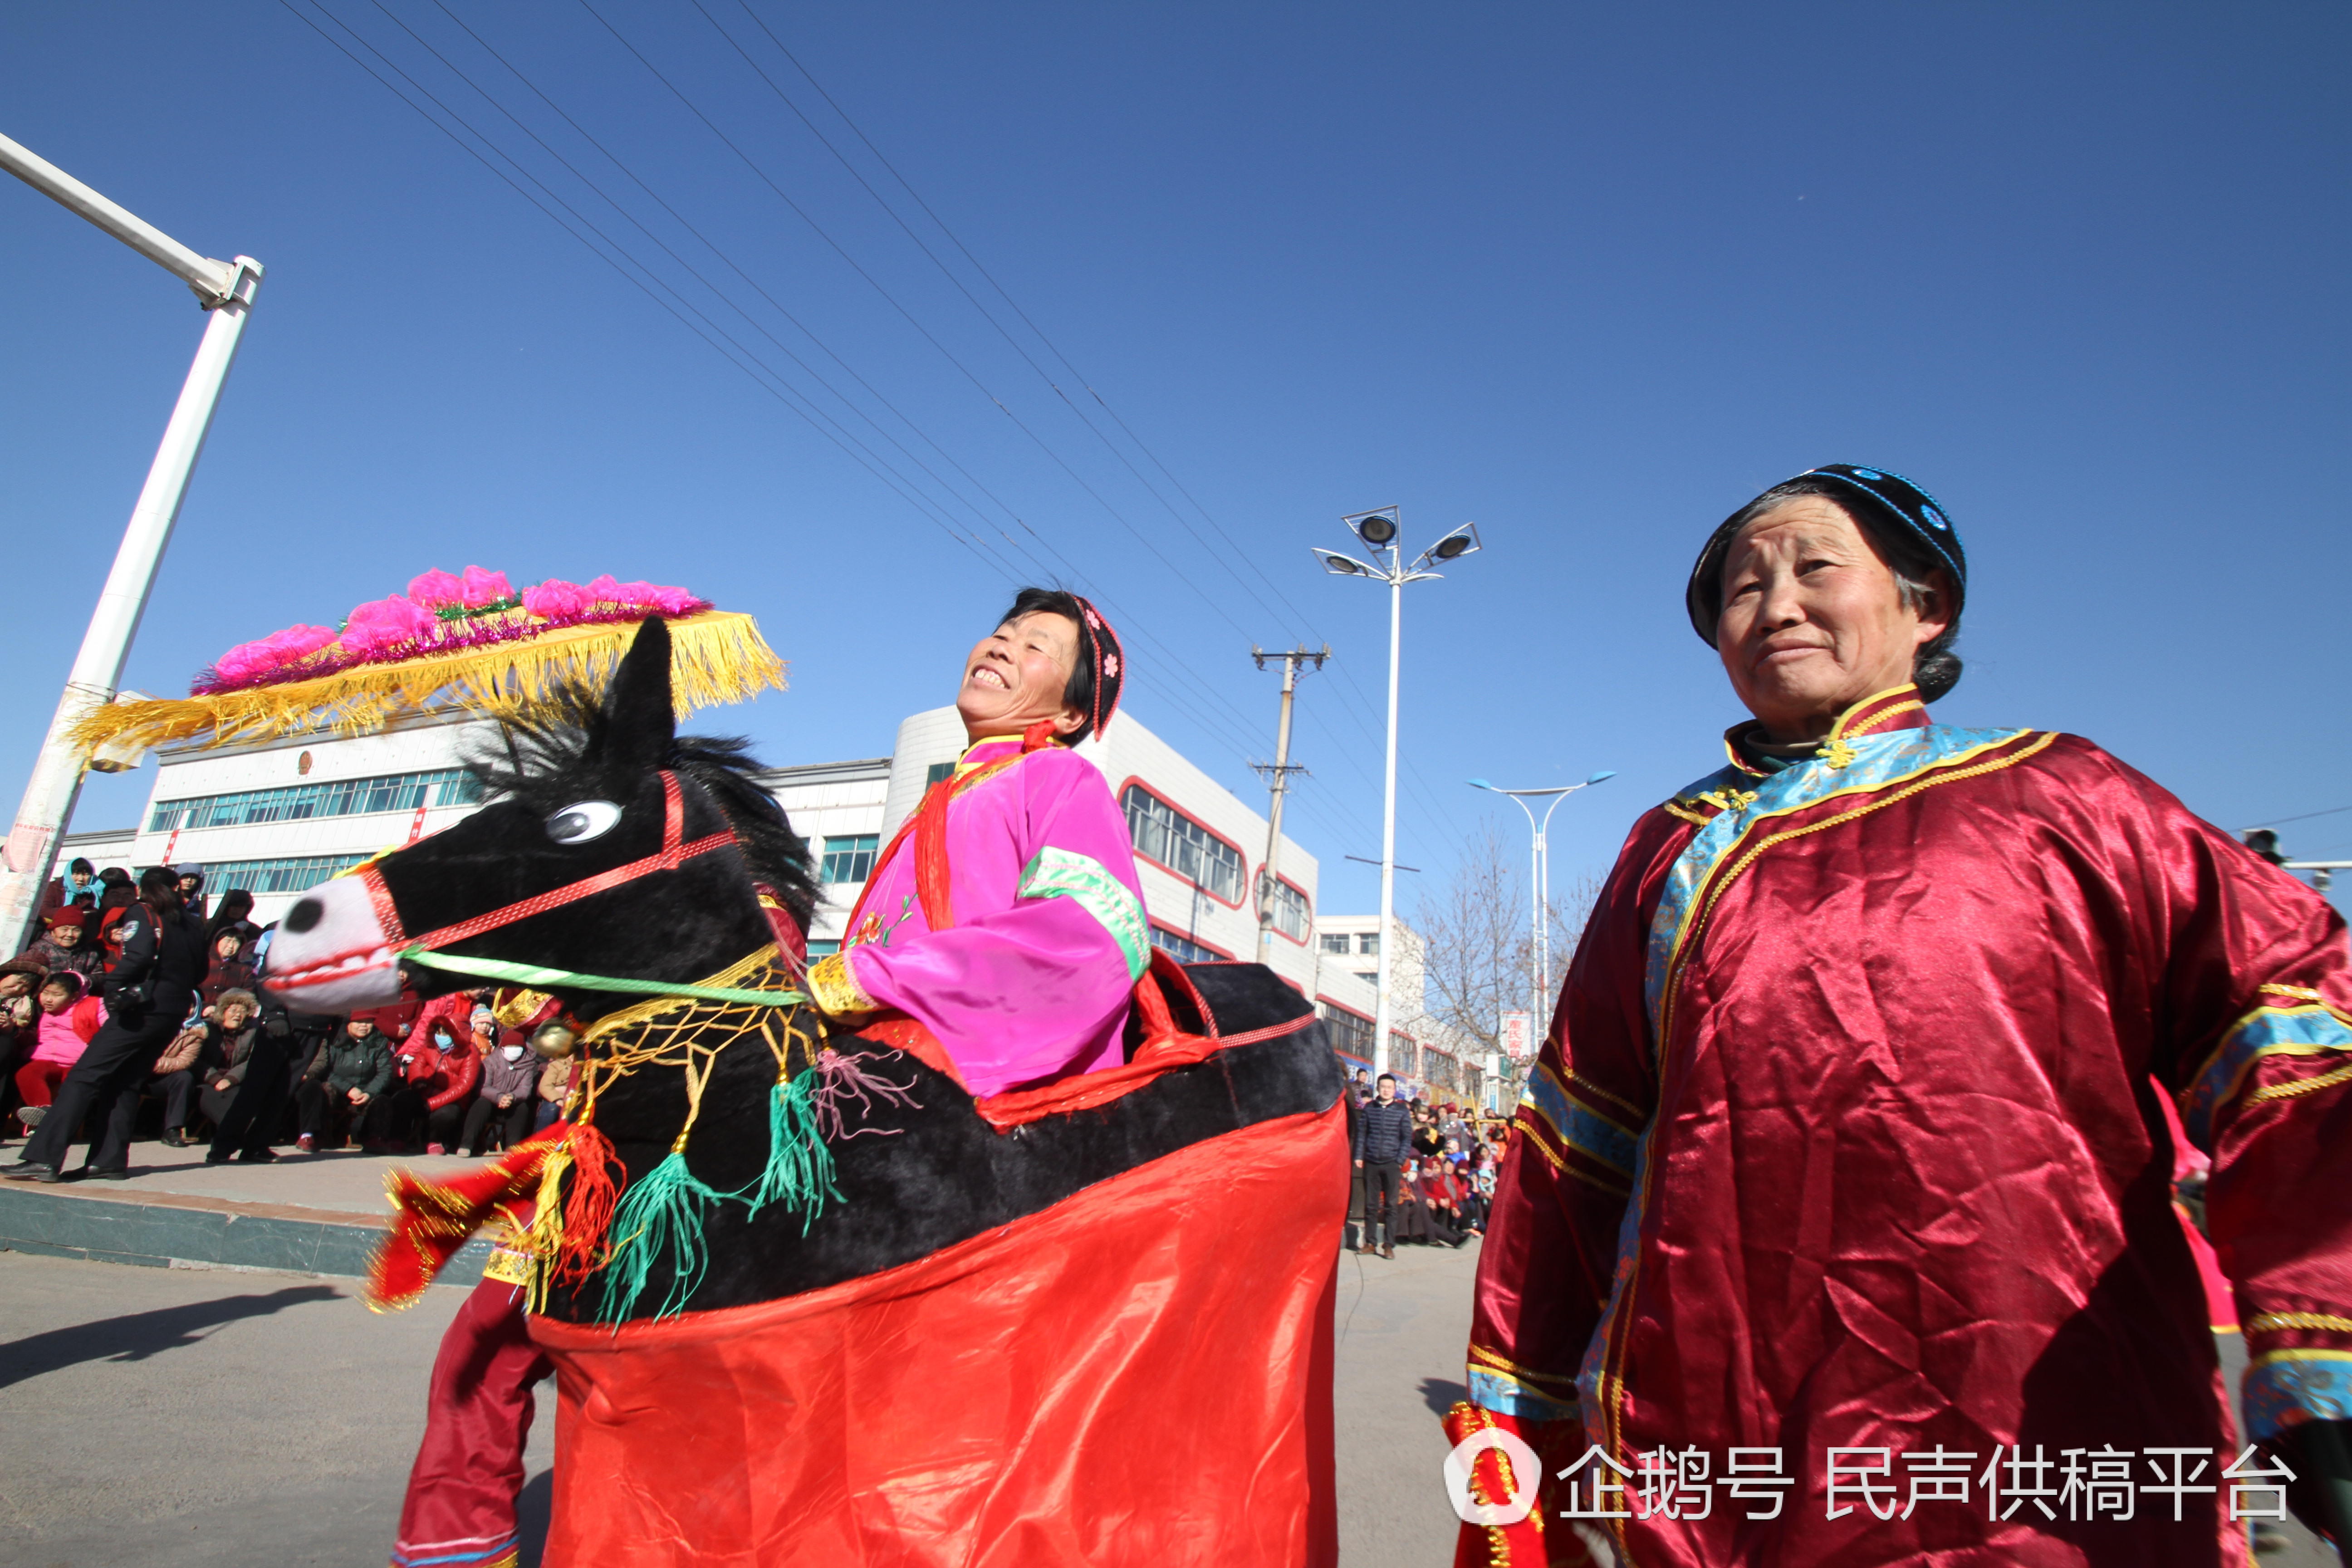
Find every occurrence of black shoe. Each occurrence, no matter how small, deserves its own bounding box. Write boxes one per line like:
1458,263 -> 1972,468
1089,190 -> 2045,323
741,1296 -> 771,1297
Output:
160,1130 -> 190,1148
82,1168 -> 127,1181
235,1147 -> 278,1164
5,1161 -> 57,1182
203,1151 -> 232,1165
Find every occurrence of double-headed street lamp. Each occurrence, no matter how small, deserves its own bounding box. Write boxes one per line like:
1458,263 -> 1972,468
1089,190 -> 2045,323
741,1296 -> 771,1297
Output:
1316,508 -> 1482,1079
1468,773 -> 1615,1046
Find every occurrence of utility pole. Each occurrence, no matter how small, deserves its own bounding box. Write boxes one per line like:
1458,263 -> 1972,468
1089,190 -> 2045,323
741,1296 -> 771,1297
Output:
1250,645 -> 1328,962
0,131 -> 263,951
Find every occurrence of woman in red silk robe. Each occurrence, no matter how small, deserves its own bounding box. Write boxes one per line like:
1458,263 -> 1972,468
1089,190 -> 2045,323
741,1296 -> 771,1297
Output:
1452,466 -> 2352,1568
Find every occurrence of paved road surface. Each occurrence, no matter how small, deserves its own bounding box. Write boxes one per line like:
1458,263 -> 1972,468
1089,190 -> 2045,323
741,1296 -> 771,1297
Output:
0,1238 -> 1480,1567
0,1241 -> 2332,1566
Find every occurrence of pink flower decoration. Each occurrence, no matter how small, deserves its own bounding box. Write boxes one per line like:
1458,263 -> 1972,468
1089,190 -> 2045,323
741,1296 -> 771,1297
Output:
460,566 -> 514,607
522,579 -> 590,618
340,595 -> 435,657
583,574 -> 624,605
643,585 -> 705,616
406,568 -> 466,609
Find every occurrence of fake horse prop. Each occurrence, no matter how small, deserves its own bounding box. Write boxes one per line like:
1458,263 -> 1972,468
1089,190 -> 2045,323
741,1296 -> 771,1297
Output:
262,619 -> 1348,1568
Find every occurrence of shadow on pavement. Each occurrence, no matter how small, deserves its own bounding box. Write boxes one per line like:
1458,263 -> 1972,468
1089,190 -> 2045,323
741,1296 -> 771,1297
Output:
1419,1376 -> 1468,1416
0,1283 -> 339,1388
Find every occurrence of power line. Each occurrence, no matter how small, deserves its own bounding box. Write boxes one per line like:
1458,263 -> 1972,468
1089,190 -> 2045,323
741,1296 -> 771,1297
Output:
287,0 -> 1389,845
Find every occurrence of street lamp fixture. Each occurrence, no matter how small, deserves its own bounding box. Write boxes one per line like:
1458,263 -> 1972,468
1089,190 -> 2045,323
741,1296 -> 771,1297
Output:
1468,770 -> 1617,1065
1316,507 -> 1487,1080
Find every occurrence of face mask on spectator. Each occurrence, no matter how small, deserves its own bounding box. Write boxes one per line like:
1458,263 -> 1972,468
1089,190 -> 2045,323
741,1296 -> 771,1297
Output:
501,1043 -> 526,1061
434,1031 -> 453,1048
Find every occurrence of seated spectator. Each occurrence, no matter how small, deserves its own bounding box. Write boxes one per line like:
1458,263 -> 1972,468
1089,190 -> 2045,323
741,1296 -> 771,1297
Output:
44,857 -> 99,913
15,974 -> 103,1135
1393,1162 -> 1435,1245
1416,1156 -> 1470,1248
296,1012 -> 398,1152
205,889 -> 259,947
94,867 -> 136,914
175,867 -> 207,921
189,990 -> 265,1148
198,927 -> 258,1012
94,907 -> 135,975
24,909 -> 103,984
148,1014 -> 212,1147
0,958 -> 42,1133
463,1030 -> 541,1156
534,1052 -> 575,1133
1410,1103 -> 1442,1159
392,1015 -> 478,1155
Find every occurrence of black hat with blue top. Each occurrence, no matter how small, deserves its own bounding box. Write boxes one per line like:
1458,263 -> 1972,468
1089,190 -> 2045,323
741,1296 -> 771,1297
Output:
1686,464 -> 1965,647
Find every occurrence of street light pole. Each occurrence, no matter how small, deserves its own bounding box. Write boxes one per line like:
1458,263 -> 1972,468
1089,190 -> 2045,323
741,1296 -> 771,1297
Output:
0,131 -> 263,951
1315,511 -> 1484,1081
1469,773 -> 1617,1029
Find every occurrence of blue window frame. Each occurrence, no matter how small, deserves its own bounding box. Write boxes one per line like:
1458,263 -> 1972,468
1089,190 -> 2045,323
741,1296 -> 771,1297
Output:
195,854 -> 374,897
821,834 -> 880,885
1149,926 -> 1221,965
148,768 -> 482,833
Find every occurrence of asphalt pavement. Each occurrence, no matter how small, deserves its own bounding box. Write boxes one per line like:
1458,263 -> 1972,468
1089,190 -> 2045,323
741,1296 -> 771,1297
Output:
0,1236 -> 1478,1568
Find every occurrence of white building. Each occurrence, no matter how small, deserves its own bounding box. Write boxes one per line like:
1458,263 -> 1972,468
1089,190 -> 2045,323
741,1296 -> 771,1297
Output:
83,702 -> 1476,1101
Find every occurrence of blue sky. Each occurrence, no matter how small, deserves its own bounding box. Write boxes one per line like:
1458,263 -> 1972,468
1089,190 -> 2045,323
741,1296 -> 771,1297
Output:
5,1 -> 2346,919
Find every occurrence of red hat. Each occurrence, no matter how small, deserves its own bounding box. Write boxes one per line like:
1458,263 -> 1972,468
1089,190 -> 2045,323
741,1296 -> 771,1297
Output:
43,907 -> 85,930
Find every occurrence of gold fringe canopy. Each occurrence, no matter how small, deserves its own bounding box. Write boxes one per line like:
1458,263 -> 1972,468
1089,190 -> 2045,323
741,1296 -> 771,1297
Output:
67,611 -> 785,755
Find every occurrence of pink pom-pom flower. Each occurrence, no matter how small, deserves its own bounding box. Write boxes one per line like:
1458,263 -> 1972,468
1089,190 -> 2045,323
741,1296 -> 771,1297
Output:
460,566 -> 514,607
406,568 -> 466,610
521,579 -> 591,619
340,595 -> 435,657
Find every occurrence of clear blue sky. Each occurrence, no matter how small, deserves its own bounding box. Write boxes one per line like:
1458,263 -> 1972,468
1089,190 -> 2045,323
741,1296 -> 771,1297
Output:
5,1 -> 2347,920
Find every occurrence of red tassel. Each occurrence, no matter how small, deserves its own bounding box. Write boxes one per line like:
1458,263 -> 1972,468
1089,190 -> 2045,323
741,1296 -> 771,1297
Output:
555,1121 -> 623,1283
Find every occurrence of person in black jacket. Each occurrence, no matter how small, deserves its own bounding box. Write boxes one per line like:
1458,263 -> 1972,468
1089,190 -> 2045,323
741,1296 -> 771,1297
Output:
1351,1072 -> 1414,1259
7,868 -> 208,1181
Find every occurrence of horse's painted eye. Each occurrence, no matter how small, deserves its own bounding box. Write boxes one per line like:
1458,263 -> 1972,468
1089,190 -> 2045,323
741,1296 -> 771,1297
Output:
546,800 -> 622,844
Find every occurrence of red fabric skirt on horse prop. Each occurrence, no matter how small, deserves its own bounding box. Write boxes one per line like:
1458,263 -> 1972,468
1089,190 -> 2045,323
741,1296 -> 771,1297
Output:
263,617 -> 1348,1568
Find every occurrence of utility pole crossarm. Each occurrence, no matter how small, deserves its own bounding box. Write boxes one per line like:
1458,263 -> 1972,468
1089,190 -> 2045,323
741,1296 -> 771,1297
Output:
0,132 -> 240,304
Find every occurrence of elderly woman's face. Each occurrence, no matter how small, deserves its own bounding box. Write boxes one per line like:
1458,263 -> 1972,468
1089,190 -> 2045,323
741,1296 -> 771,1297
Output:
1716,497 -> 1948,742
956,611 -> 1083,744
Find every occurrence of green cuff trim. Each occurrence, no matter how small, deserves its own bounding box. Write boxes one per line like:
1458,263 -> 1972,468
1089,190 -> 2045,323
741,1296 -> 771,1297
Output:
1017,848 -> 1150,982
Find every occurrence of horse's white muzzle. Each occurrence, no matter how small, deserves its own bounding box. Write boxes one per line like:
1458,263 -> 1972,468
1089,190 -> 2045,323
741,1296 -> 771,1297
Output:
262,873 -> 407,1013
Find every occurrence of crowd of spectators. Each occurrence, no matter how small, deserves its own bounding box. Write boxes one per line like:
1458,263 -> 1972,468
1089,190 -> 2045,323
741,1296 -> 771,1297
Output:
1343,1066 -> 1504,1258
0,860 -> 564,1176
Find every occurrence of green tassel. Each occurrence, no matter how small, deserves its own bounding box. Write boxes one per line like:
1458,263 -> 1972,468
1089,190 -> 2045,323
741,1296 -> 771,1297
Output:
596,1148 -> 732,1323
744,1073 -> 842,1234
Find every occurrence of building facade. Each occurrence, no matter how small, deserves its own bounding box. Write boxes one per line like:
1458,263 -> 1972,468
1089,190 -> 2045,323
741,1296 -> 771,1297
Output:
77,703 -> 1474,1102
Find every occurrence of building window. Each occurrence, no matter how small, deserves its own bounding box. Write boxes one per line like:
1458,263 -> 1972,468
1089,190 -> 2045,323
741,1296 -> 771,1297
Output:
924,761 -> 956,788
1354,970 -> 1378,986
1267,881 -> 1310,942
1121,785 -> 1244,903
147,768 -> 483,833
1319,932 -> 1350,955
196,854 -> 375,897
1357,931 -> 1380,957
820,834 -> 880,884
1150,926 -> 1221,965
806,939 -> 841,958
1317,1002 -> 1374,1061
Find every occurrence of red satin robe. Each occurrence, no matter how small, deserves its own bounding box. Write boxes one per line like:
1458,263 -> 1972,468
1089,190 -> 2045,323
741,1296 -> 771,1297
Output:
1456,686 -> 2352,1568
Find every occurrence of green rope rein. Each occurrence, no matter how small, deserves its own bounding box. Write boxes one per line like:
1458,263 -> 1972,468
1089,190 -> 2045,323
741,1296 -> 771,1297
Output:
397,946 -> 806,1009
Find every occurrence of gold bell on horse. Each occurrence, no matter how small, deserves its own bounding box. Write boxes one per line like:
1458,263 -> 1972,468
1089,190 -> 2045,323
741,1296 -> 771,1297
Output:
531,1020 -> 579,1060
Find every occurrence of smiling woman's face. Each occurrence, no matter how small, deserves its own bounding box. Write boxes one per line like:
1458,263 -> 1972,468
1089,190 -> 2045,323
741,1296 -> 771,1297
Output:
955,610 -> 1083,744
1715,496 -> 1948,742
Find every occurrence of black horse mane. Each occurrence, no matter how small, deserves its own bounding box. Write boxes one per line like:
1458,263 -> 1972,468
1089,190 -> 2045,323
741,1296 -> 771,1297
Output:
463,680 -> 821,930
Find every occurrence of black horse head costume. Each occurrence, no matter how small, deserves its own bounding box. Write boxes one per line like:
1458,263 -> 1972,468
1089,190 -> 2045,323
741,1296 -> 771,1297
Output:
267,619 -> 1348,1563
265,617 -> 818,1022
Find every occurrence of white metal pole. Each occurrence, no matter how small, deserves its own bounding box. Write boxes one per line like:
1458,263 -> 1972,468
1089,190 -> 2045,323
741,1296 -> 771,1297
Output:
0,257 -> 263,951
0,133 -> 239,303
1374,564 -> 1402,1082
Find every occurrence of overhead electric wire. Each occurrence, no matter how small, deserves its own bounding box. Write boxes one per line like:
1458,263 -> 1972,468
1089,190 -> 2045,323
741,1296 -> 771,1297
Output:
718,1 -> 1457,827
288,0 -> 1387,848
